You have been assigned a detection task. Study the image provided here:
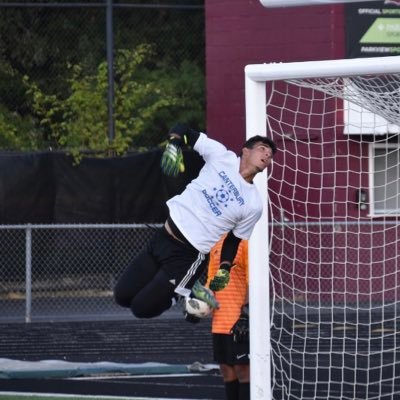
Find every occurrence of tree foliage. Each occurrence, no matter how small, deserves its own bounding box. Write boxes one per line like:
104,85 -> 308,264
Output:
0,2 -> 205,160
22,44 -> 204,161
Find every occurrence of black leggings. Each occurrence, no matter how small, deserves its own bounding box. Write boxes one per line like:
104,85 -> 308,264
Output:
114,227 -> 208,318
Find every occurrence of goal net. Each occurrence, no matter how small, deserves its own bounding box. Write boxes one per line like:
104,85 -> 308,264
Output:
245,56 -> 400,400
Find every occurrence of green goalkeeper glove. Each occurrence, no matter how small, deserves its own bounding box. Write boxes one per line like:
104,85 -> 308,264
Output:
191,280 -> 219,309
209,266 -> 231,291
160,138 -> 185,177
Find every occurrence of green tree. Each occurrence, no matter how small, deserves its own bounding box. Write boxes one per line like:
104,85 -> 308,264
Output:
0,2 -> 205,156
23,44 -> 204,161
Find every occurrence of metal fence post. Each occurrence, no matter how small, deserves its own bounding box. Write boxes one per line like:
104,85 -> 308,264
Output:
107,0 -> 115,144
25,225 -> 32,323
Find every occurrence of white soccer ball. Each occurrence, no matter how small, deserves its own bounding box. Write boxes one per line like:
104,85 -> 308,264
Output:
185,297 -> 212,318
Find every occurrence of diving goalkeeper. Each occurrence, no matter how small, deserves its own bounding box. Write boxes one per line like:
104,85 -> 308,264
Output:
113,123 -> 277,318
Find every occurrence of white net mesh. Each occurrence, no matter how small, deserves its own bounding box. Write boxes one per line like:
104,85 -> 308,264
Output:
265,74 -> 400,399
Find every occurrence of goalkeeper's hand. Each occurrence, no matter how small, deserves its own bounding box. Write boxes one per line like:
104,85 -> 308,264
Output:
161,138 -> 185,177
160,123 -> 189,177
191,280 -> 219,309
230,304 -> 249,343
209,267 -> 231,292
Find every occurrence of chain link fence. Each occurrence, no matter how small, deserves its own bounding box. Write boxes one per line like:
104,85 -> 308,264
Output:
0,1 -> 206,323
0,223 -> 164,323
0,1 -> 205,157
2,221 -> 399,323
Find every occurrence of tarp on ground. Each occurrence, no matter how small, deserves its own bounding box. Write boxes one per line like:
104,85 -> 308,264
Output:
0,358 -> 218,379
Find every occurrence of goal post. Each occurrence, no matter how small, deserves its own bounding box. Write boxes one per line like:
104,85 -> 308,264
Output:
245,55 -> 400,400
259,0 -> 381,8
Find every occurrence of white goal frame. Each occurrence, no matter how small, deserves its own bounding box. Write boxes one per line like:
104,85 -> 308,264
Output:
245,55 -> 400,400
260,0 -> 380,7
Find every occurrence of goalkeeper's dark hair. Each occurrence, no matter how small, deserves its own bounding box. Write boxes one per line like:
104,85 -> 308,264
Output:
241,135 -> 277,156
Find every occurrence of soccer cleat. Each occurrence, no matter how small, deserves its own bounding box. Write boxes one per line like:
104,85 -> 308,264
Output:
191,280 -> 219,309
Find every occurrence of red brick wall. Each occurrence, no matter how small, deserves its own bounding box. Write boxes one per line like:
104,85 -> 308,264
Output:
205,0 -> 345,153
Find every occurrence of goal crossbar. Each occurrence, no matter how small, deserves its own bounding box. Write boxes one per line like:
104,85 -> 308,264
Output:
260,0 -> 380,8
245,55 -> 400,82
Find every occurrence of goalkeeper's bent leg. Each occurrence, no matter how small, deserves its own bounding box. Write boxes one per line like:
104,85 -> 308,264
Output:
114,246 -> 175,318
130,269 -> 176,318
114,249 -> 158,308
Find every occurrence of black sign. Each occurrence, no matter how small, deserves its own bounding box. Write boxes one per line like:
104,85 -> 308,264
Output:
346,1 -> 400,58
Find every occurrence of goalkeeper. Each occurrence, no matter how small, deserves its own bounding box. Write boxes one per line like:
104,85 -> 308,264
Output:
114,123 -> 276,318
185,236 -> 250,399
206,236 -> 250,400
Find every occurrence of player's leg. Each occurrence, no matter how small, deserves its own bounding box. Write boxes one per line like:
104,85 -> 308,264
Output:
115,226 -> 211,318
238,381 -> 249,400
134,247 -> 212,317
159,228 -> 210,298
221,367 -> 240,400
114,248 -> 176,318
232,339 -> 250,400
113,247 -> 159,308
213,333 -> 240,400
233,364 -> 250,400
130,268 -> 176,318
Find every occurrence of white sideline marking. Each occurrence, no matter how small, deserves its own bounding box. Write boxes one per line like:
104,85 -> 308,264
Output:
68,372 -> 205,380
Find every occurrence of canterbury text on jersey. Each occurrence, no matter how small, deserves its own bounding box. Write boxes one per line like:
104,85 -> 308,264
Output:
167,133 -> 263,254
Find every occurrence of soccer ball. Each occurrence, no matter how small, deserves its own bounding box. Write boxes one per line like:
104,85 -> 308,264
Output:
184,297 -> 212,318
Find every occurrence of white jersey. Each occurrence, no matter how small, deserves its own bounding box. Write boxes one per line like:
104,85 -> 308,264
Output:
167,132 -> 263,254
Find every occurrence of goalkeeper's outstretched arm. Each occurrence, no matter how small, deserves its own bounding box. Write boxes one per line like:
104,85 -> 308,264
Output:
209,231 -> 241,291
168,123 -> 200,147
161,123 -> 200,177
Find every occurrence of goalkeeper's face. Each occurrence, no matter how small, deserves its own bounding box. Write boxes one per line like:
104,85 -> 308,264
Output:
243,142 -> 274,173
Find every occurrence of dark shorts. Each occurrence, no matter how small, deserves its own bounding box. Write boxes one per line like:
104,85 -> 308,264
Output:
151,227 -> 209,294
213,333 -> 249,365
114,225 -> 209,317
